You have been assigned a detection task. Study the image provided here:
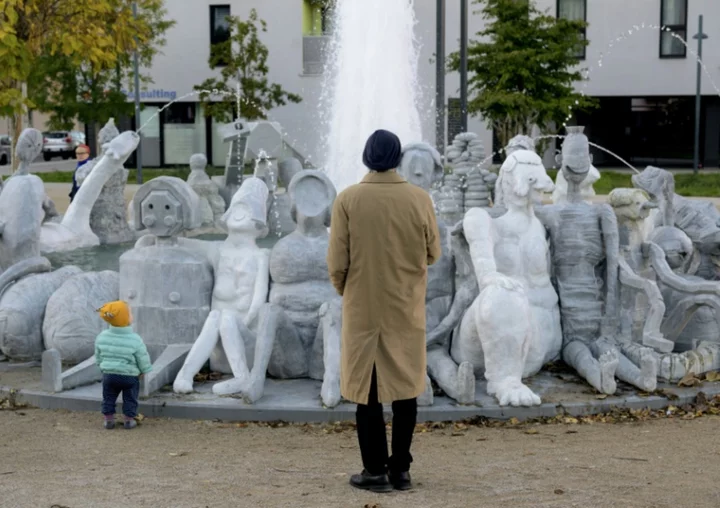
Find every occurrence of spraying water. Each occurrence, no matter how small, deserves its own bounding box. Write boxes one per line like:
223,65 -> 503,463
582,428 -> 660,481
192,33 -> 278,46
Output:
321,0 -> 424,193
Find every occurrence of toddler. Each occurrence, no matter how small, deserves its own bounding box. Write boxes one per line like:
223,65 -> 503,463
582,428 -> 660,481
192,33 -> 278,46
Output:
94,300 -> 152,429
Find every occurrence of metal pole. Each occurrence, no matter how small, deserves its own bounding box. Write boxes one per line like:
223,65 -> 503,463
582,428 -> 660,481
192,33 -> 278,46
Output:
459,0 -> 468,133
133,1 -> 143,184
436,0 -> 446,154
693,15 -> 708,175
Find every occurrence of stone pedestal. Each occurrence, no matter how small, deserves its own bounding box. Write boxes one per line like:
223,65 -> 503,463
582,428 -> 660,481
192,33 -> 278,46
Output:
119,245 -> 213,347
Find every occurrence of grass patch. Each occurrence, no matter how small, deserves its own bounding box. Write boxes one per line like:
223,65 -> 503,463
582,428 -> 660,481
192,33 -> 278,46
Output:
36,166 -> 227,184
544,170 -> 720,198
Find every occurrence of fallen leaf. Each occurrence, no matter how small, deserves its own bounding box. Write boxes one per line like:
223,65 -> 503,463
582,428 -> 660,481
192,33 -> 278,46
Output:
678,373 -> 703,387
563,417 -> 579,424
657,389 -> 679,400
169,452 -> 188,457
476,437 -> 487,441
565,430 -> 578,434
554,489 -> 565,495
525,428 -> 539,435
507,417 -> 520,426
364,504 -> 381,508
595,394 -> 608,400
705,371 -> 720,382
135,414 -> 145,422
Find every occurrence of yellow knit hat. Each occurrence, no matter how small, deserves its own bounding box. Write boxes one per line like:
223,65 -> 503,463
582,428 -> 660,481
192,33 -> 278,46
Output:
97,300 -> 132,327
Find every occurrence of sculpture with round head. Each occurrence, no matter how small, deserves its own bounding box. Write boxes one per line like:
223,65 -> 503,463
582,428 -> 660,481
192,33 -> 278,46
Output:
494,149 -> 554,208
15,128 -> 44,174
399,142 -> 443,191
133,176 -> 200,237
189,153 -> 208,172
288,170 -> 336,228
222,176 -> 269,237
505,134 -> 536,156
608,188 -> 657,224
557,126 -> 592,186
649,226 -> 697,273
98,118 -> 120,154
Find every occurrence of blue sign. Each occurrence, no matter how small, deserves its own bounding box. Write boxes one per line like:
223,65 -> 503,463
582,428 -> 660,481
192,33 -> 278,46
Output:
121,89 -> 178,101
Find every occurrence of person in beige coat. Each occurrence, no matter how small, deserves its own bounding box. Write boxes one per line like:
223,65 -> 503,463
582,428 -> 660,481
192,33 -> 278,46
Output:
327,129 -> 441,493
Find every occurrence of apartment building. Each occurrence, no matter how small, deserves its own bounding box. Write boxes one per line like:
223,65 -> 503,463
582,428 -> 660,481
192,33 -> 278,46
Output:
130,0 -> 719,168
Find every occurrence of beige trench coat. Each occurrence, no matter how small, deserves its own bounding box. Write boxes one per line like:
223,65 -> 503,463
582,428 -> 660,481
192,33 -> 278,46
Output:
327,171 -> 441,404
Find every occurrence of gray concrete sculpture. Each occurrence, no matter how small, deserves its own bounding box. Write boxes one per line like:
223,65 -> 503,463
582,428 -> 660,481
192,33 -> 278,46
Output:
187,153 -> 226,230
252,170 -> 342,405
77,118 -> 135,245
10,128 -> 59,223
43,271 -> 119,364
0,265 -> 82,361
169,178 -> 271,399
632,166 -> 720,281
40,130 -> 140,252
536,127 -> 657,395
121,176 -> 213,348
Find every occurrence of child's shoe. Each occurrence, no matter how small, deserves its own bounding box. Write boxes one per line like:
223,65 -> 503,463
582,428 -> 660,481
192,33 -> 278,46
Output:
103,416 -> 115,430
123,417 -> 137,430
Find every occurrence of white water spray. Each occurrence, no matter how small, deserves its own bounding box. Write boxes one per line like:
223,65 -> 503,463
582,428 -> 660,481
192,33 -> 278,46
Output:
321,0 -> 424,193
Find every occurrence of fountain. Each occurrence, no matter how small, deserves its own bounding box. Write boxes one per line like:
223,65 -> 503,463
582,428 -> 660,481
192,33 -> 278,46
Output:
322,0 -> 424,193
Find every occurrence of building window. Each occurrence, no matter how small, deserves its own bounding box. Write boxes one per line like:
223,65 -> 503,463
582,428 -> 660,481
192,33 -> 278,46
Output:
557,0 -> 587,60
210,5 -> 231,66
163,103 -> 196,125
660,0 -> 687,58
303,0 -> 334,36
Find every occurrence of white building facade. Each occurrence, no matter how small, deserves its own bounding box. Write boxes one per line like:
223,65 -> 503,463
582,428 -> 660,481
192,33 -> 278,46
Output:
134,0 -> 720,168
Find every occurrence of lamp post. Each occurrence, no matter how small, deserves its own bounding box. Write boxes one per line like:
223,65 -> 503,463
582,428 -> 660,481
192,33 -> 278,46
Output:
436,0 -> 446,154
692,14 -> 708,176
133,1 -> 143,184
460,0 -> 468,133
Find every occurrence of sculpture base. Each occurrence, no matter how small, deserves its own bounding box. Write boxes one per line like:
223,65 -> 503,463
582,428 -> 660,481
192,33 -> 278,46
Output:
6,367 -> 719,423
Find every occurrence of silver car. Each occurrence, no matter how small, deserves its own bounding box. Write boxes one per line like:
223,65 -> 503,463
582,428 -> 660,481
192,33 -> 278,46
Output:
0,135 -> 10,166
42,131 -> 75,161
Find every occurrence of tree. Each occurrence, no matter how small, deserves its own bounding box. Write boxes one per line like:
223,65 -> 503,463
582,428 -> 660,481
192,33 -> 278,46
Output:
0,0 -> 166,167
27,1 -> 174,133
448,0 -> 597,149
195,9 -> 302,123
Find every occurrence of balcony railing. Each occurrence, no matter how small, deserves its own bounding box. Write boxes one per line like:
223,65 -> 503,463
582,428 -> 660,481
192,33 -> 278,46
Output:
303,35 -> 329,75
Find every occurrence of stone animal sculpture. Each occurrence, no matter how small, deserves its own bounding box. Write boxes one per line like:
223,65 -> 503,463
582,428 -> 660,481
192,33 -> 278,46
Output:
429,150 -> 561,407
632,166 -> 720,281
40,130 -> 140,252
536,127 -> 658,395
252,169 -> 343,406
170,178 -> 272,399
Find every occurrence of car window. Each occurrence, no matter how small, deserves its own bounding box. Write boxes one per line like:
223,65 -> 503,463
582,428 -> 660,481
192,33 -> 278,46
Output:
45,132 -> 68,139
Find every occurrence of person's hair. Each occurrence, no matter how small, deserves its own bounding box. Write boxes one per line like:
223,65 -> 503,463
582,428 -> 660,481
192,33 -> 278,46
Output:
76,144 -> 90,152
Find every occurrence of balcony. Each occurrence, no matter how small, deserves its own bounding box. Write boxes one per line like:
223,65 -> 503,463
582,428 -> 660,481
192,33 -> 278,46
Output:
303,35 -> 330,76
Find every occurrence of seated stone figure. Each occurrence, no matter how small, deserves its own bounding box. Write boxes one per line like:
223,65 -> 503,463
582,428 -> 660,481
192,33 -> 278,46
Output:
187,153 -> 226,230
252,169 -> 343,405
428,150 -> 561,407
171,178 -> 271,398
536,127 -> 657,395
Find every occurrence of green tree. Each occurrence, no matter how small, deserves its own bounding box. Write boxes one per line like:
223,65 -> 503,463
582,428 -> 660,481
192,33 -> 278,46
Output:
195,9 -> 302,122
449,0 -> 597,148
27,1 -> 174,132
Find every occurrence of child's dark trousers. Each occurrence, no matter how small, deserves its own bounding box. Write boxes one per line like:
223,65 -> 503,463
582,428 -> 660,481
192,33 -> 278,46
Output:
102,374 -> 140,418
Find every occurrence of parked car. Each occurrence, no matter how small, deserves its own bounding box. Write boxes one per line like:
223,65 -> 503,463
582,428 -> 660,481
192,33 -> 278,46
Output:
42,131 -> 75,161
0,135 -> 10,166
69,131 -> 85,149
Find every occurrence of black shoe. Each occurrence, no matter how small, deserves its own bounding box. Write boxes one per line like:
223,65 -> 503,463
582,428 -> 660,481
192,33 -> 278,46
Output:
349,470 -> 393,493
389,471 -> 412,491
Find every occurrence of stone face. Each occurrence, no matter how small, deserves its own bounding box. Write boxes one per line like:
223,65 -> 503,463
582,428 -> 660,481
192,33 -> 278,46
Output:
133,176 -> 201,236
43,271 -> 120,364
0,265 -> 82,361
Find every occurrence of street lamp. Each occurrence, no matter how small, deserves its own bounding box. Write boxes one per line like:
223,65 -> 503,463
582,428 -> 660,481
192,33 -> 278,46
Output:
436,0 -> 446,154
133,1 -> 143,184
460,0 -> 468,133
692,14 -> 708,175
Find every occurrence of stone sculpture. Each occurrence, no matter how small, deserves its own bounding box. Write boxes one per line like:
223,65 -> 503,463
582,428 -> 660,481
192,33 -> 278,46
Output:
77,118 -> 135,245
0,265 -> 82,361
536,127 -> 657,395
632,166 -> 720,281
11,128 -> 59,223
429,150 -> 560,407
122,176 -> 213,348
40,130 -> 140,253
251,169 -> 342,405
43,271 -> 119,364
187,153 -> 226,230
552,163 -> 601,205
171,178 -> 272,398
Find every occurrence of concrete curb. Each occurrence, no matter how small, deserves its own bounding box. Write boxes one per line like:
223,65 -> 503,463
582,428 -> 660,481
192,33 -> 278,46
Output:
2,382 -> 717,423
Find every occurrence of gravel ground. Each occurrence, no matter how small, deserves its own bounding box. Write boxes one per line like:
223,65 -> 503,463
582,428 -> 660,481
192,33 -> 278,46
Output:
1,408 -> 719,508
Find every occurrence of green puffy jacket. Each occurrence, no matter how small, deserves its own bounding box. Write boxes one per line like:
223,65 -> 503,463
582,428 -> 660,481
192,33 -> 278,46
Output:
94,326 -> 153,377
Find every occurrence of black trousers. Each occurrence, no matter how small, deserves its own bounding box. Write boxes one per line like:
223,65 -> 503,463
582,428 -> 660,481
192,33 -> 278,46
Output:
356,366 -> 418,476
